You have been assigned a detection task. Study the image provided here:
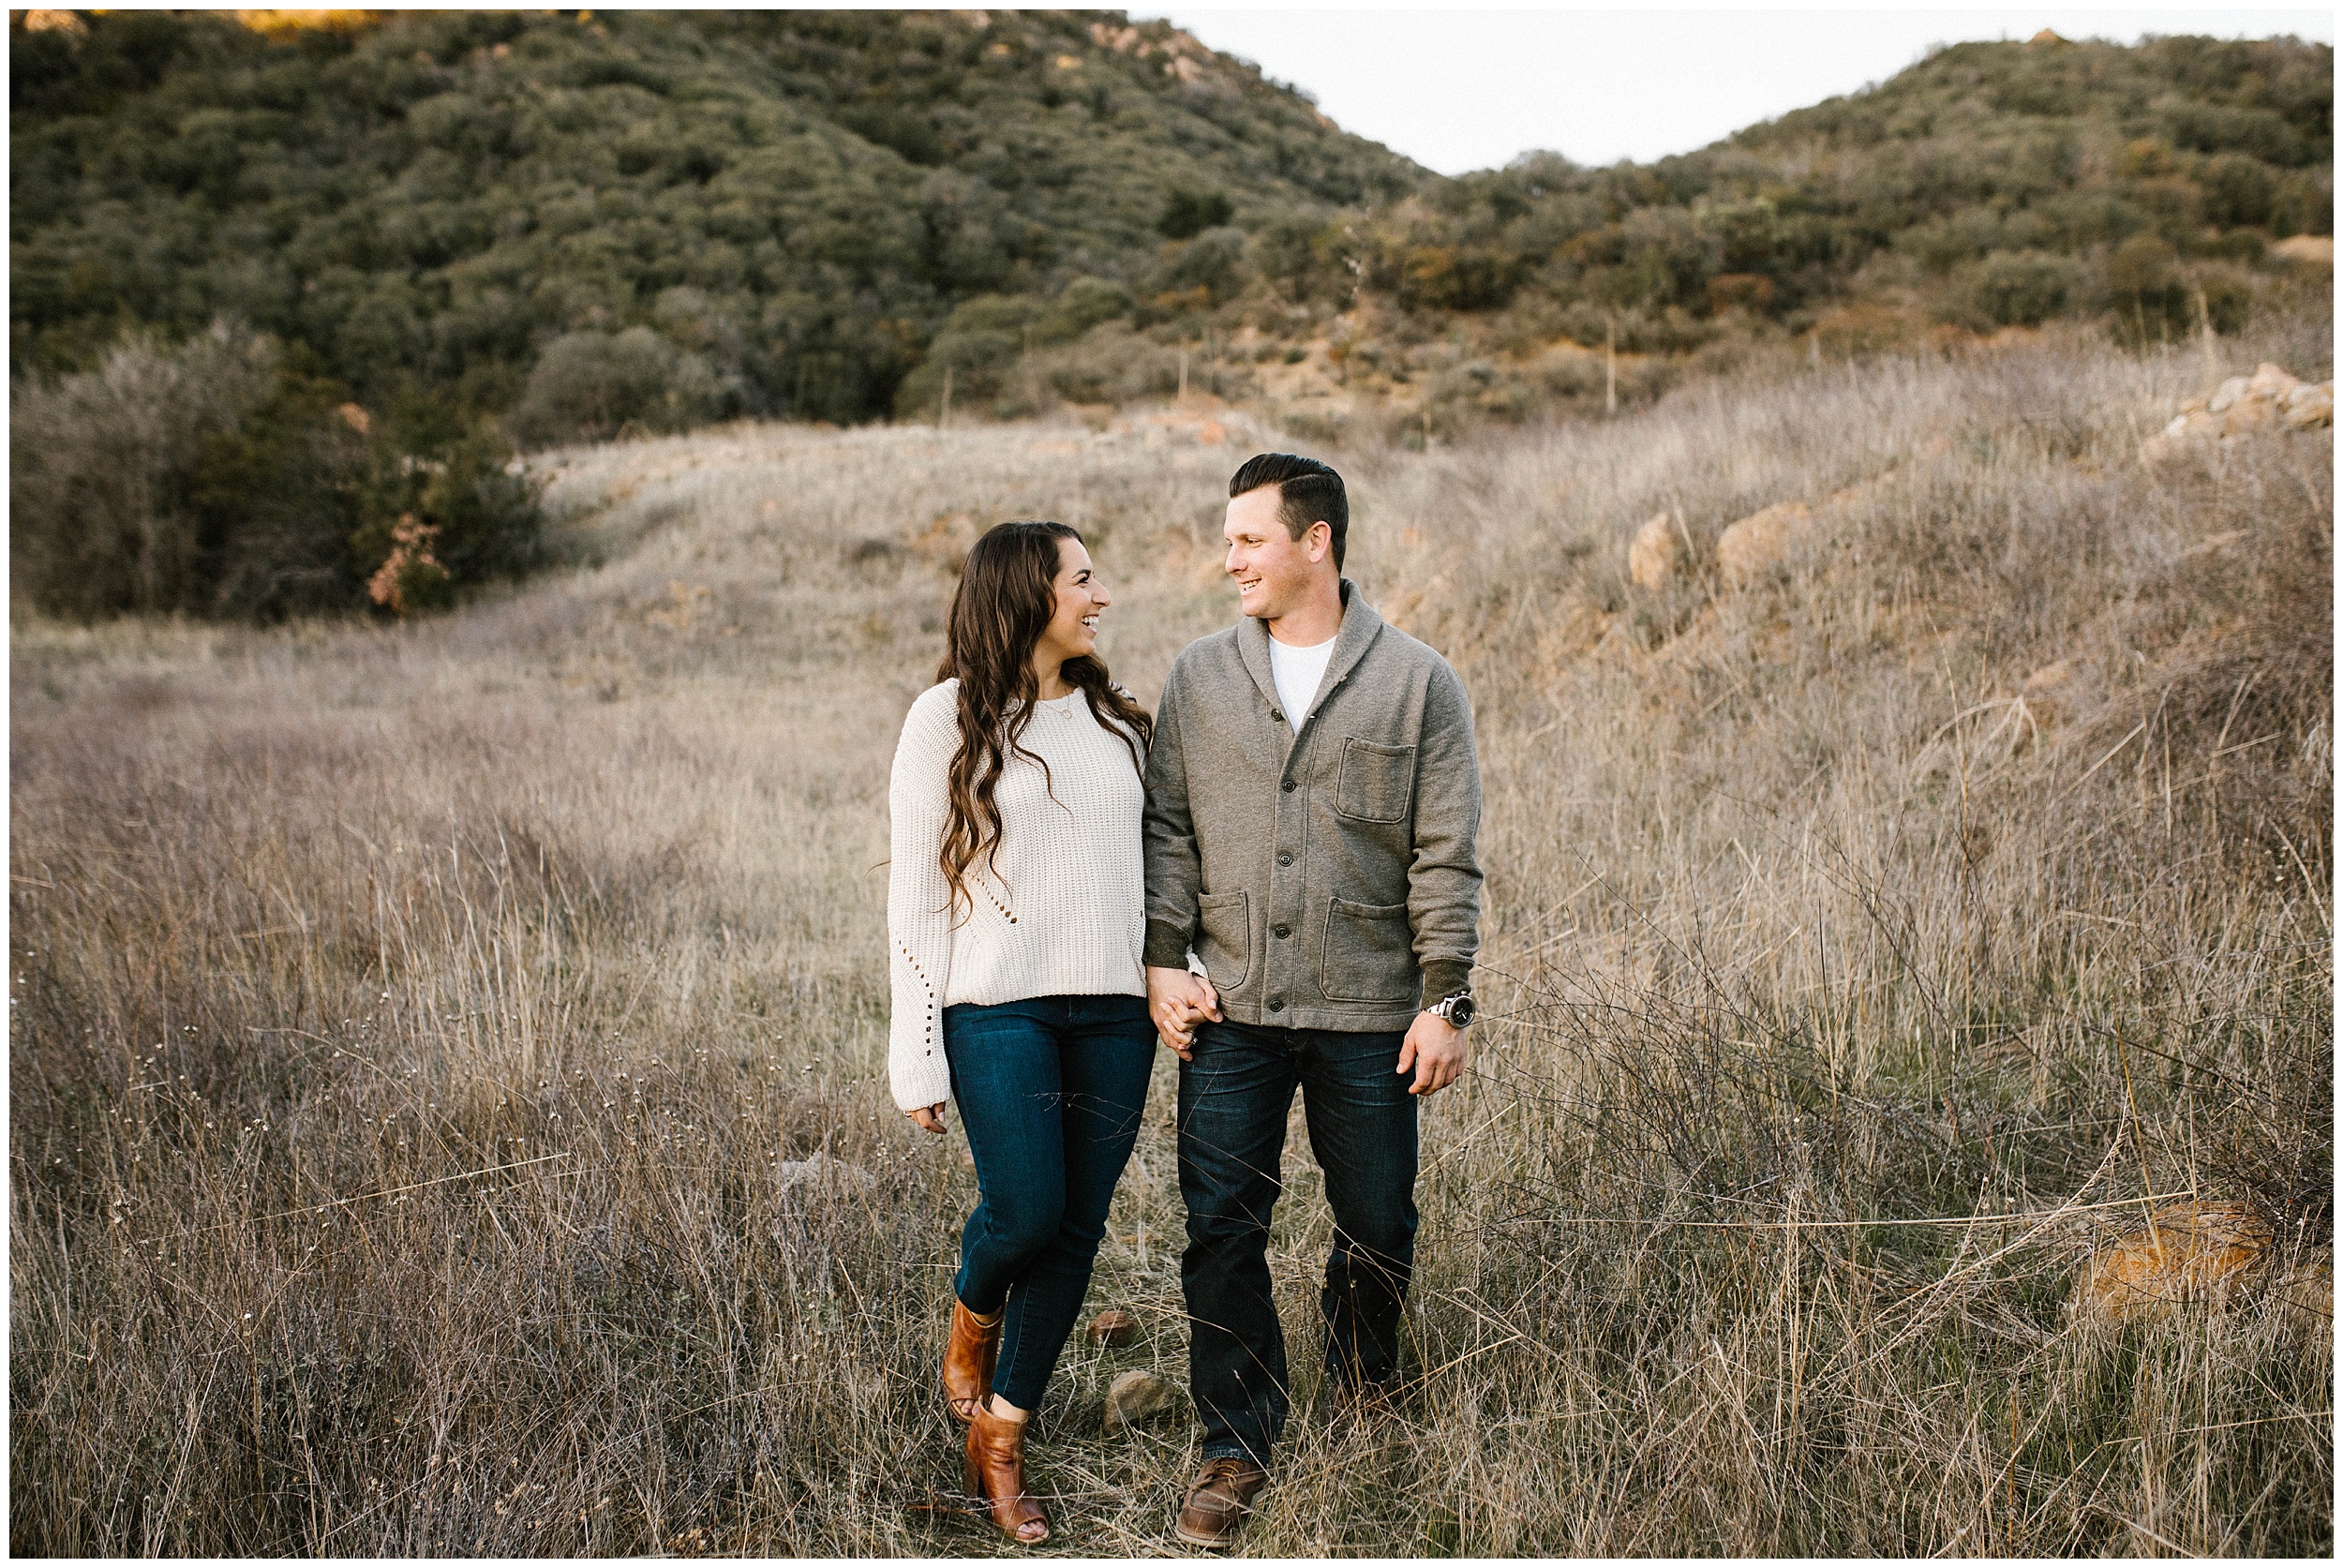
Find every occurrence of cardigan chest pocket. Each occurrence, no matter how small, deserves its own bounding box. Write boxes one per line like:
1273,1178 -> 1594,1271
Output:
1194,890 -> 1251,992
1335,739 -> 1417,824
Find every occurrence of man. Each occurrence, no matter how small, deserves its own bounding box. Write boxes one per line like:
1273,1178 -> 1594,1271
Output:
1142,452 -> 1483,1549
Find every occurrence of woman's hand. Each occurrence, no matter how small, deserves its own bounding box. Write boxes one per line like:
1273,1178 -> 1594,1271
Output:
908,1102 -> 948,1135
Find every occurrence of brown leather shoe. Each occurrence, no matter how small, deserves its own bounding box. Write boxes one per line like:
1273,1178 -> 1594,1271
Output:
964,1399 -> 1049,1545
1174,1456 -> 1269,1549
942,1299 -> 1002,1425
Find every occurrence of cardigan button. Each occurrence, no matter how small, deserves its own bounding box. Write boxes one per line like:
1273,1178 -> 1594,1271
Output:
1268,998 -> 1285,1013
1281,779 -> 1295,792
1276,851 -> 1292,867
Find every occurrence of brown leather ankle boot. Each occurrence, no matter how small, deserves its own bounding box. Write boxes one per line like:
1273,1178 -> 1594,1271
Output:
964,1399 -> 1049,1544
942,1299 -> 1002,1425
1175,1456 -> 1269,1548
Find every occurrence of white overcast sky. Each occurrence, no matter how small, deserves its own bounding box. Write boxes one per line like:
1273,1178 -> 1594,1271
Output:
1130,7 -> 2336,174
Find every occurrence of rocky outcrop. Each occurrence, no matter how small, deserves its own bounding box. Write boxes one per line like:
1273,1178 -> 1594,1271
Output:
2141,363 -> 2333,463
1691,470 -> 1896,589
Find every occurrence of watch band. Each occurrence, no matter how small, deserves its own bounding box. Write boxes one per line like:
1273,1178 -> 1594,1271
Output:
1431,991 -> 1474,1026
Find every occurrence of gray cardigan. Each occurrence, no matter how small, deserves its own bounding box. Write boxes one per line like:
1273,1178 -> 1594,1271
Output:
1142,580 -> 1483,1031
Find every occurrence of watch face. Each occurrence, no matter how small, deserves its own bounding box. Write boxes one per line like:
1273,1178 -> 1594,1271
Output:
1447,995 -> 1474,1027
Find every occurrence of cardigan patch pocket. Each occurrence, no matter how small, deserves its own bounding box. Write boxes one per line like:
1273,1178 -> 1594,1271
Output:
1320,897 -> 1414,1002
1195,890 -> 1251,992
1335,739 -> 1417,824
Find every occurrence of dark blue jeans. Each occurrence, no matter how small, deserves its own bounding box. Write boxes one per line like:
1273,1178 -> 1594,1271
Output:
944,993 -> 1157,1412
1177,1019 -> 1419,1466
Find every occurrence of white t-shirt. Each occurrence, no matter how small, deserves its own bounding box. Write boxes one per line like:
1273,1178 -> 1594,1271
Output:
1268,632 -> 1336,733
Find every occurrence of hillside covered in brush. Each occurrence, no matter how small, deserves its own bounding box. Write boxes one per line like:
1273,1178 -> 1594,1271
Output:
9,7 -> 1420,426
7,10 -> 2333,620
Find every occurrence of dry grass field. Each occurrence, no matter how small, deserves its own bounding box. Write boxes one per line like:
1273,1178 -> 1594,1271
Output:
11,315 -> 2333,1555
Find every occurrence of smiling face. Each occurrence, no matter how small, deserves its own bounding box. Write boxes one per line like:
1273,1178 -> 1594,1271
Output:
1030,535 -> 1110,674
1224,485 -> 1333,624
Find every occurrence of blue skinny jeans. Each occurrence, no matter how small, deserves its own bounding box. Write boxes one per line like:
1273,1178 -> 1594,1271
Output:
943,993 -> 1157,1412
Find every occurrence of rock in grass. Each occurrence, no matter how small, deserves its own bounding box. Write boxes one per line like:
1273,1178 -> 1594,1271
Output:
1627,512 -> 1681,590
1716,501 -> 1816,584
2283,381 -> 2335,430
1087,1307 -> 1142,1347
1104,1369 -> 1180,1434
2071,1201 -> 2271,1326
2142,364 -> 2333,462
2270,234 -> 2334,267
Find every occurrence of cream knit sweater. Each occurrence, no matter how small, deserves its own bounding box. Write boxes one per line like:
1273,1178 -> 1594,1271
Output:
887,679 -> 1148,1111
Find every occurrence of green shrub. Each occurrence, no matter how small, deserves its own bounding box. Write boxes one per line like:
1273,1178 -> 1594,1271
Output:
2269,170 -> 2334,237
1030,324 -> 1181,406
506,327 -> 726,448
357,427 -> 547,592
1897,209 -> 2013,275
1143,227 -> 1251,312
2200,152 -> 2279,227
890,293 -> 1037,418
1034,277 -> 1132,344
189,357 -> 372,619
2100,231 -> 2191,332
1395,243 -> 1517,311
835,101 -> 945,167
1965,250 -> 2083,327
1247,216 -> 1350,305
1157,186 -> 1233,239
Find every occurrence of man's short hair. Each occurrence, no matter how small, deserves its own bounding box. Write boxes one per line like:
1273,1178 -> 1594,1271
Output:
1230,452 -> 1348,572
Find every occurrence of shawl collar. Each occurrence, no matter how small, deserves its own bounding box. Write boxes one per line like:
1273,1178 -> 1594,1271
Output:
1233,578 -> 1387,729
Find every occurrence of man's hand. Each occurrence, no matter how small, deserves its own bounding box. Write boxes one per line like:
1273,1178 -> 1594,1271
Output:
1396,1011 -> 1468,1097
907,1102 -> 948,1134
1146,965 -> 1221,1060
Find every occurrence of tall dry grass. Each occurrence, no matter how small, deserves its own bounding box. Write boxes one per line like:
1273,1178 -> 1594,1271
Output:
11,317 -> 2331,1555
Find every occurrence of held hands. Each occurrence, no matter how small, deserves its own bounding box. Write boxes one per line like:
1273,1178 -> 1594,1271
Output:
1397,1010 -> 1468,1096
1145,965 -> 1221,1060
906,967 -> 1218,1129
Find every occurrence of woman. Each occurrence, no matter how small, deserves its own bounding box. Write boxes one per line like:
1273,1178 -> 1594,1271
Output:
887,520 -> 1170,1545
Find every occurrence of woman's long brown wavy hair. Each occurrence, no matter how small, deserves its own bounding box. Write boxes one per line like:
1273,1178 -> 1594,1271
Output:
935,521 -> 1152,918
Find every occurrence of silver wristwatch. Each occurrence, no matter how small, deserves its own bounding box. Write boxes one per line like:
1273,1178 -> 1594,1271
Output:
1427,992 -> 1475,1028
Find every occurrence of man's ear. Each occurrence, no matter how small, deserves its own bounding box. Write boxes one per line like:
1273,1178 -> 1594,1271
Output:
1307,521 -> 1332,563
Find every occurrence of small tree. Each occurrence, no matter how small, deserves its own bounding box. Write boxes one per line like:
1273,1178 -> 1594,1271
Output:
9,321 -> 278,619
